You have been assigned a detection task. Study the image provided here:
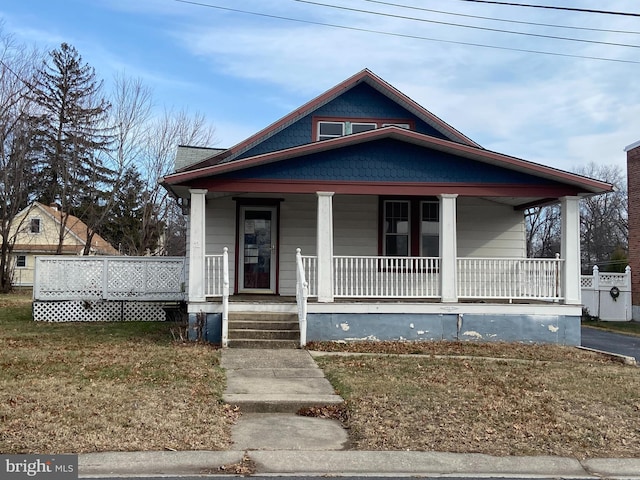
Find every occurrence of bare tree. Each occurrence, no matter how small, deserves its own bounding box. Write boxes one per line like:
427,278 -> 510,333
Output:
525,204 -> 561,258
0,30 -> 41,292
576,162 -> 628,272
524,163 -> 628,273
76,73 -> 153,254
137,109 -> 215,255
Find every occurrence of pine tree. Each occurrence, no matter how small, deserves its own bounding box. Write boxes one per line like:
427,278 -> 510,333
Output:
29,43 -> 113,253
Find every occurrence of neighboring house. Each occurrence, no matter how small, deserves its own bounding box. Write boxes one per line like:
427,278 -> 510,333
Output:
626,140 -> 640,320
8,202 -> 118,287
161,69 -> 613,346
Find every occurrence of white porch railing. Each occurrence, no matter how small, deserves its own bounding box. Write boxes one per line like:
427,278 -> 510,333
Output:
205,254 -> 225,296
457,256 -> 564,300
301,255 -> 318,298
334,256 -> 441,298
296,248 -> 309,347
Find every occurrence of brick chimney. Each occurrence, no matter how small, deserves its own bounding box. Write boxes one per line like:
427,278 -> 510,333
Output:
626,140 -> 640,320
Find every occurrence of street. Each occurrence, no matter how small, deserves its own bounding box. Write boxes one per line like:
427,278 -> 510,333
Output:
581,326 -> 640,363
86,477 -> 578,480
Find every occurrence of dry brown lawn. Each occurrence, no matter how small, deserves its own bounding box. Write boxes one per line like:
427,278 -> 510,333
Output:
3,295 -> 640,459
0,299 -> 234,454
311,341 -> 640,459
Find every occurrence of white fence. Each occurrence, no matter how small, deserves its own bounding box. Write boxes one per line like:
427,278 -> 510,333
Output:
581,265 -> 631,321
33,256 -> 186,322
34,256 -> 186,301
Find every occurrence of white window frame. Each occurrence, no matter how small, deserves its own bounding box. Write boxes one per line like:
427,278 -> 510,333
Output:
317,121 -> 345,141
349,122 -> 377,134
382,123 -> 411,129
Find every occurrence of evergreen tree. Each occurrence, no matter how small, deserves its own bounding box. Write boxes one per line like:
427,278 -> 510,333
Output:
29,43 -> 113,252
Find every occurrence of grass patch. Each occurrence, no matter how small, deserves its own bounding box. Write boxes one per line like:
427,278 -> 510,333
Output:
582,319 -> 640,336
0,298 -> 234,454
312,341 -> 640,459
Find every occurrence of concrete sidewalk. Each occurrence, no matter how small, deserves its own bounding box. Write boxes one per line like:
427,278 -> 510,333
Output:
77,349 -> 640,478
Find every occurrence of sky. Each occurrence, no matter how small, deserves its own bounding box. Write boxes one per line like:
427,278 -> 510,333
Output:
1,0 -> 639,178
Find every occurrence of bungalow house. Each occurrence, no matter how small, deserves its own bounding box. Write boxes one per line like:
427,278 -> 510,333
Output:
8,201 -> 118,287
161,69 -> 612,347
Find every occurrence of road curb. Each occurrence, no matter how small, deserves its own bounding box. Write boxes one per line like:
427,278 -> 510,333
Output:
577,346 -> 637,365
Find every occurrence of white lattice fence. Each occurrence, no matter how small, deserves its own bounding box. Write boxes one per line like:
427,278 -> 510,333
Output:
34,256 -> 186,301
33,300 -> 169,322
33,256 -> 186,322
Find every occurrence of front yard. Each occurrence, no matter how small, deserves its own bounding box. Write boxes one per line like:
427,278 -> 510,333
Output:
2,294 -> 639,459
311,341 -> 640,459
0,296 -> 234,454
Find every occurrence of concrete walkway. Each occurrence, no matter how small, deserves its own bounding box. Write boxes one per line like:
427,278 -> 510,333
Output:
222,348 -> 347,451
77,348 -> 640,478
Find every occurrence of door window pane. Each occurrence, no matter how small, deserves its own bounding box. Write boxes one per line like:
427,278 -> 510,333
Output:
243,210 -> 272,289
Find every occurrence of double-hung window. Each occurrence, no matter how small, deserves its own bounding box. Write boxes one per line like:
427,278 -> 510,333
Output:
383,200 -> 410,256
421,201 -> 439,257
382,198 -> 440,257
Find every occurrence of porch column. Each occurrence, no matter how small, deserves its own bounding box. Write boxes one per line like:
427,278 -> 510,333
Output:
439,194 -> 458,303
316,191 -> 335,303
561,195 -> 581,305
188,189 -> 207,303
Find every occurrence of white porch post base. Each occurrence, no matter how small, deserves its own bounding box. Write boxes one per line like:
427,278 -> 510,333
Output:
561,196 -> 581,305
188,189 -> 207,303
316,192 -> 335,303
439,194 -> 458,303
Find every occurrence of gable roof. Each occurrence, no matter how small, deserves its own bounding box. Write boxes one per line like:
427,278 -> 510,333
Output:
12,202 -> 118,255
178,69 -> 481,172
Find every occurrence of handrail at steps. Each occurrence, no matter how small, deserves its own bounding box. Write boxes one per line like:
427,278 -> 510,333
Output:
295,248 -> 309,347
222,247 -> 229,347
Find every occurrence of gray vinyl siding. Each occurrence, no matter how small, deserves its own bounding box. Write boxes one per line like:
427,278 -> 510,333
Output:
205,196 -> 237,294
457,197 -> 526,258
201,194 -> 526,296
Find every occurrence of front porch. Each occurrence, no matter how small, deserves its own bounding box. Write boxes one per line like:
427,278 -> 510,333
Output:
183,189 -> 584,347
190,247 -> 581,347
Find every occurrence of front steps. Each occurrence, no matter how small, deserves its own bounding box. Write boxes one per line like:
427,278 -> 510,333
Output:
228,312 -> 300,349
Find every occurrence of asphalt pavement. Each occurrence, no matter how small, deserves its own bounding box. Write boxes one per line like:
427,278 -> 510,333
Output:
581,325 -> 640,363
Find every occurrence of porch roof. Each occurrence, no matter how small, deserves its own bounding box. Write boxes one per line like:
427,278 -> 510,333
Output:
162,127 -> 613,209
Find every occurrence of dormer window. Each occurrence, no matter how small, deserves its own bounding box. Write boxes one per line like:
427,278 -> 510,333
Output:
315,118 -> 413,141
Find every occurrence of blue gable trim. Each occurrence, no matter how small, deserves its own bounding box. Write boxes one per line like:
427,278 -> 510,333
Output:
237,83 -> 448,160
219,139 -> 559,185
